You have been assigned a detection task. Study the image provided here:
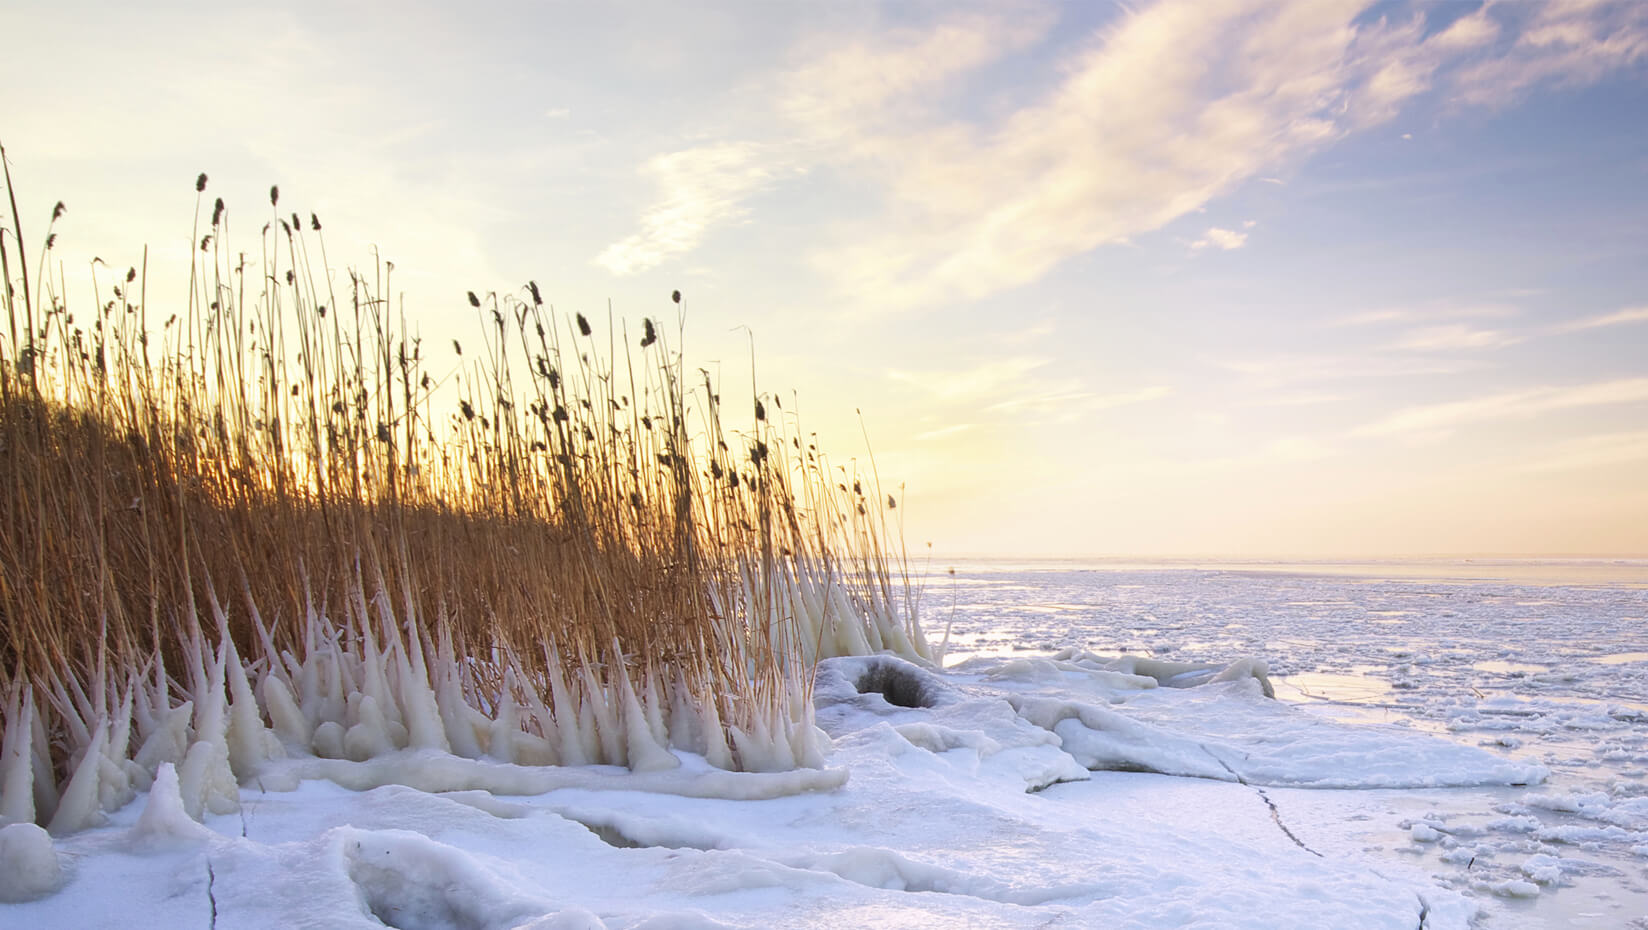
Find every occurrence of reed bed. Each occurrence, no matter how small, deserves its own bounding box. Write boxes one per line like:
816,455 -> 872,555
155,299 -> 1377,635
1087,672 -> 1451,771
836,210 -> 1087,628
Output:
0,150 -> 929,833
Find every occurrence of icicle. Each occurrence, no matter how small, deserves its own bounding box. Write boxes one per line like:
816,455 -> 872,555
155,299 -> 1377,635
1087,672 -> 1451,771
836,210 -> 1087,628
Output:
697,693 -> 734,771
545,646 -> 589,766
579,663 -> 624,767
765,706 -> 798,772
615,656 -> 677,773
666,671 -> 702,755
223,633 -> 274,778
98,685 -> 138,813
395,621 -> 447,752
28,699 -> 59,825
47,677 -> 91,753
641,668 -> 669,749
577,699 -> 602,766
366,588 -> 406,731
1,682 -> 36,826
727,722 -> 763,774
512,657 -> 561,767
351,572 -> 395,731
318,633 -> 348,728
830,587 -> 874,657
243,574 -> 291,686
488,670 -> 520,764
105,676 -> 136,776
260,674 -> 312,749
434,627 -> 483,759
132,665 -> 157,746
47,717 -> 109,835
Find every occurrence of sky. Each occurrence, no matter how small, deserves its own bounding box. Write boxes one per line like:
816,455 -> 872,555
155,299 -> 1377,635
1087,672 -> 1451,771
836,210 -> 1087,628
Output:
3,0 -> 1646,559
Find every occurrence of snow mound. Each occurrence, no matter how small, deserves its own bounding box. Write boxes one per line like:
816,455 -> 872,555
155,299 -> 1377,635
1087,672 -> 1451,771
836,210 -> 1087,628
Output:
0,822 -> 62,902
343,827 -> 552,930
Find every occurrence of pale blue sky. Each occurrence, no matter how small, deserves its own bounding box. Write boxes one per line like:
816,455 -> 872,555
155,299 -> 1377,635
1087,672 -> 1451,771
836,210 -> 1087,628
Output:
4,0 -> 1646,557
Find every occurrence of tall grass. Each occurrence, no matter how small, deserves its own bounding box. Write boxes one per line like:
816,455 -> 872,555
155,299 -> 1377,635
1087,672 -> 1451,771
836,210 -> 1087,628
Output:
0,149 -> 929,833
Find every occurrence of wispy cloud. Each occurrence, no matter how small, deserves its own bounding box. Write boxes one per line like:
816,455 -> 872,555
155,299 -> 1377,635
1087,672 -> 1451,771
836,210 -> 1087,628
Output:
600,0 -> 1648,303
1517,430 -> 1648,474
1352,377 -> 1648,437
1189,224 -> 1251,251
1554,306 -> 1648,333
1390,324 -> 1522,351
1451,1 -> 1648,108
1335,304 -> 1518,327
596,142 -> 783,275
886,357 -> 1049,401
912,423 -> 977,441
1223,354 -> 1485,388
986,384 -> 1171,416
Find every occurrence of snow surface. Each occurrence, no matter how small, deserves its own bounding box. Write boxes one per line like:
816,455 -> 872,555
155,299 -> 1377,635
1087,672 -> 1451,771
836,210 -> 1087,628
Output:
4,559 -> 1645,928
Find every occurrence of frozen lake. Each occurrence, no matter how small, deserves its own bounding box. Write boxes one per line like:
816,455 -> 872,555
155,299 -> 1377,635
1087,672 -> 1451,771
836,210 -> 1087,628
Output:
925,558 -> 1648,928
6,558 -> 1645,928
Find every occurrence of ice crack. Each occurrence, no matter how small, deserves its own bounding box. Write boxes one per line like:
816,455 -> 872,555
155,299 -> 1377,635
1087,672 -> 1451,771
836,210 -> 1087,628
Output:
207,859 -> 219,929
1200,745 -> 1323,858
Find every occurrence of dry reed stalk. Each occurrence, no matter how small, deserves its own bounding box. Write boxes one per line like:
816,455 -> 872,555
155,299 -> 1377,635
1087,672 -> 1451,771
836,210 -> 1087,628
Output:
0,154 -> 928,831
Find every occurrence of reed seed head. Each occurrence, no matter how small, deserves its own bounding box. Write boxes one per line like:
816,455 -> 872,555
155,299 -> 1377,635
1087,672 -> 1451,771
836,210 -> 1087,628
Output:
196,173 -> 208,192
269,185 -> 279,206
577,313 -> 591,336
468,291 -> 481,308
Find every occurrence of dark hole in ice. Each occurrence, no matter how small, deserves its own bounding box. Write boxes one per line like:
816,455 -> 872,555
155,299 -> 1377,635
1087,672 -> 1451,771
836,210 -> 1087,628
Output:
854,662 -> 938,709
577,819 -> 645,849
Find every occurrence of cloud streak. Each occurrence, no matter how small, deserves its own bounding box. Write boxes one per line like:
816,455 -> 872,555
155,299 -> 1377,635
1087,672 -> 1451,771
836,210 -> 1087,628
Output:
596,142 -> 783,275
1555,306 -> 1648,333
1352,377 -> 1648,438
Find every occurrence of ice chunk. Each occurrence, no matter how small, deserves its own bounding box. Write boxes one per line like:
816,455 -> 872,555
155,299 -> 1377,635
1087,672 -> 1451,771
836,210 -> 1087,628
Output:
0,822 -> 62,902
1519,854 -> 1563,884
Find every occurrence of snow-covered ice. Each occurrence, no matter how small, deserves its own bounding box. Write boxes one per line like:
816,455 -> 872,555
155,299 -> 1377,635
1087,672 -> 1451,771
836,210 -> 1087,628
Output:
4,559 -> 1645,928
